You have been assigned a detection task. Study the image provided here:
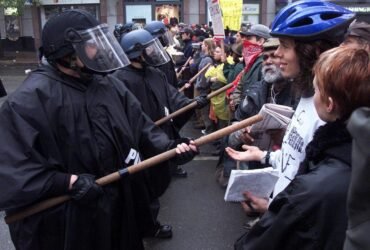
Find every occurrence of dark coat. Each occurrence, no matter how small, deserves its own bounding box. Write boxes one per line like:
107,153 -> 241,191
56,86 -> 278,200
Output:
344,107 -> 370,250
157,52 -> 178,88
235,78 -> 297,121
235,120 -> 352,250
113,65 -> 193,197
0,65 -> 172,250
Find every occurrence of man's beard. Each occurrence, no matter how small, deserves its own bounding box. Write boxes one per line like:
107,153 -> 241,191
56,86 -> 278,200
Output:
262,64 -> 284,83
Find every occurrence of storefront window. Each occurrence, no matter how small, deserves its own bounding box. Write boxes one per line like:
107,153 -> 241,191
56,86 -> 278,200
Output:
242,3 -> 259,24
44,5 -> 99,21
4,8 -> 20,41
155,4 -> 180,25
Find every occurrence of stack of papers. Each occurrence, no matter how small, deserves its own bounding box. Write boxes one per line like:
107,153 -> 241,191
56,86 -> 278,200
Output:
224,167 -> 280,202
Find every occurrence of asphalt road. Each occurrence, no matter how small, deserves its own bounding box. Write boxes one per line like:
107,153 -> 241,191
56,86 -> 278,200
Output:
0,64 -> 249,250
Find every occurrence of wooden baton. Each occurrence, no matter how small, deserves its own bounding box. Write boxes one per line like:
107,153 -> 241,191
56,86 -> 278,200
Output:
155,82 -> 233,126
4,114 -> 262,224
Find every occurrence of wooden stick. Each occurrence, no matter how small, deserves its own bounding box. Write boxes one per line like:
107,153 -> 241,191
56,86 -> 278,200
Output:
176,56 -> 192,79
155,82 -> 233,126
178,63 -> 212,92
4,114 -> 262,224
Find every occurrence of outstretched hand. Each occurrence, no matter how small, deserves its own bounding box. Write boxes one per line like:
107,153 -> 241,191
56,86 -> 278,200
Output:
225,145 -> 264,162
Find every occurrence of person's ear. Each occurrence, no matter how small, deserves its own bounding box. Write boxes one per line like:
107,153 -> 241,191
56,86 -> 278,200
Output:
326,96 -> 335,113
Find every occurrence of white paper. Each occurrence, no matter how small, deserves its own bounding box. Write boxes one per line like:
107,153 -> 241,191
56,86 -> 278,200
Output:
250,104 -> 294,150
224,168 -> 280,202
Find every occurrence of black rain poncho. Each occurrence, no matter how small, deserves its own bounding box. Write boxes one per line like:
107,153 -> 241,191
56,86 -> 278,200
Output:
0,65 -> 173,250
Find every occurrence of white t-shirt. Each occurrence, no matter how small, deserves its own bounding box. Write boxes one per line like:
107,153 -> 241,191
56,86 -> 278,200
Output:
270,96 -> 325,197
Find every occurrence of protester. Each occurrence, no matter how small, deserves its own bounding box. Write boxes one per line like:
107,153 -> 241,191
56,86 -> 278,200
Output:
234,38 -> 297,122
205,45 -> 229,130
192,37 -> 216,135
229,24 -> 271,112
217,38 -> 297,188
0,10 -> 197,250
344,107 -> 370,250
231,44 -> 369,250
341,20 -> 370,250
223,42 -> 243,85
226,0 -> 354,216
341,19 -> 370,51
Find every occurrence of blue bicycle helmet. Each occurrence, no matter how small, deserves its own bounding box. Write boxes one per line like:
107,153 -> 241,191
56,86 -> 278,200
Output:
271,0 -> 355,41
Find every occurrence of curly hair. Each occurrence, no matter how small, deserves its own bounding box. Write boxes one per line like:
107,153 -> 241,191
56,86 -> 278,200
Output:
293,39 -> 340,97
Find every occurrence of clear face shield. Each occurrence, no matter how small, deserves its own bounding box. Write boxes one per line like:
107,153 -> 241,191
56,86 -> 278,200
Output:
142,38 -> 171,66
162,30 -> 175,47
73,24 -> 130,72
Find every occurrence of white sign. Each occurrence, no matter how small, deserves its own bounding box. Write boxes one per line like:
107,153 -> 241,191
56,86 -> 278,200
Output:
41,0 -> 99,5
207,0 -> 225,39
242,4 -> 259,14
126,5 -> 152,24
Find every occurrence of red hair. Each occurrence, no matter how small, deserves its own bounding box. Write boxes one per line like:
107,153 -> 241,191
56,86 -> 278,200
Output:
314,46 -> 370,119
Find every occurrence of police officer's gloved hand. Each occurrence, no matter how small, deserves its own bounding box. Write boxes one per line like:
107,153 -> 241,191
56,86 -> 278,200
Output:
194,94 -> 209,109
70,174 -> 103,205
171,138 -> 199,165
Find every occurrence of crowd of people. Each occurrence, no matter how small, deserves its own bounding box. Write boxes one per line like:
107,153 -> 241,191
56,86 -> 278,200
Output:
0,0 -> 369,249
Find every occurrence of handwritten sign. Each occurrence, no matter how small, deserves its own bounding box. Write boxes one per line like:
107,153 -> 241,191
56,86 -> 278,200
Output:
219,0 -> 243,31
208,0 -> 225,39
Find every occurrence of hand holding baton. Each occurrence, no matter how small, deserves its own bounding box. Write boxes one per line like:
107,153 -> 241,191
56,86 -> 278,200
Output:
156,82 -> 233,126
178,63 -> 212,92
176,57 -> 192,79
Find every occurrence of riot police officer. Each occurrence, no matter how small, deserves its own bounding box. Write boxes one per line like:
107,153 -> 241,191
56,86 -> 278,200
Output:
0,9 -> 196,250
113,28 -> 208,239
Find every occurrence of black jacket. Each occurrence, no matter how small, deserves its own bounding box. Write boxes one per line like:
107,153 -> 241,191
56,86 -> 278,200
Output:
0,65 -> 173,250
157,52 -> 178,88
344,107 -> 370,250
235,78 -> 297,121
113,65 -> 193,197
235,120 -> 352,250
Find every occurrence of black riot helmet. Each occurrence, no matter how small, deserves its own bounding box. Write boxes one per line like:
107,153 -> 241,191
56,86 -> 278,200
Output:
120,29 -> 170,66
42,9 -> 129,72
144,21 -> 173,47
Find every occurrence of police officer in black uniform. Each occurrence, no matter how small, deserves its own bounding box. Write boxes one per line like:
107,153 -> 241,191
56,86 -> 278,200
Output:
0,10 -> 196,250
113,28 -> 208,239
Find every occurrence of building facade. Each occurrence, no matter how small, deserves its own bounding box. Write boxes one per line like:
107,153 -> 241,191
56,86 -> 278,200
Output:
0,0 -> 369,53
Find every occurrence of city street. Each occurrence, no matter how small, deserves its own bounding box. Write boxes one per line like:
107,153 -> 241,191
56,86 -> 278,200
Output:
0,63 -> 249,250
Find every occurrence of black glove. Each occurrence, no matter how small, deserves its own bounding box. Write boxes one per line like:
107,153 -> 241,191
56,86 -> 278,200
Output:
70,174 -> 103,205
171,138 -> 199,165
194,94 -> 209,109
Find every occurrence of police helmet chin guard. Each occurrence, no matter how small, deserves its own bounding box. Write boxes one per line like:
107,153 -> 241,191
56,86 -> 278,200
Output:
120,29 -> 170,66
271,0 -> 355,42
42,9 -> 129,73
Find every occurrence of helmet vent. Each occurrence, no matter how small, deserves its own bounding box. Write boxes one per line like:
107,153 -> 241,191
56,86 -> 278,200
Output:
321,13 -> 341,21
290,18 -> 313,28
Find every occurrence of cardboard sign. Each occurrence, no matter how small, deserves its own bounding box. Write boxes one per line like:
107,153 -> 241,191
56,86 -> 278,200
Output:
208,0 -> 225,39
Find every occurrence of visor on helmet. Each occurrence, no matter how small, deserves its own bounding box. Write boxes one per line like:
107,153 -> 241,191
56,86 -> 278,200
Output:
162,30 -> 175,47
142,38 -> 171,66
73,24 -> 130,72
